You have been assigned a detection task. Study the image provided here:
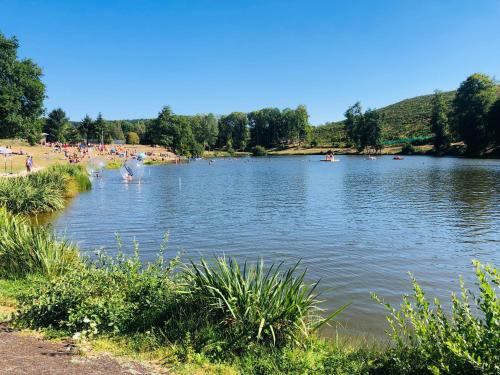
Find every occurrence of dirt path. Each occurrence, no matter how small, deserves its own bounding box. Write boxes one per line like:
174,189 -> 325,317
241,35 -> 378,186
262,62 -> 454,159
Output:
0,324 -> 166,375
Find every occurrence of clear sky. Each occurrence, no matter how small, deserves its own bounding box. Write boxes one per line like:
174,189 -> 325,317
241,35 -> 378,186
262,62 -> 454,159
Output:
1,0 -> 499,124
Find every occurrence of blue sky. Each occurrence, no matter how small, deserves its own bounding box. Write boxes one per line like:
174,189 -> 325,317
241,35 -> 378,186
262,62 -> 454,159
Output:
1,0 -> 499,124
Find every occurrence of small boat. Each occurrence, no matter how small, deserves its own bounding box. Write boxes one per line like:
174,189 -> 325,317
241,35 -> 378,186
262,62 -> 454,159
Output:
393,156 -> 404,160
321,158 -> 340,162
367,156 -> 377,160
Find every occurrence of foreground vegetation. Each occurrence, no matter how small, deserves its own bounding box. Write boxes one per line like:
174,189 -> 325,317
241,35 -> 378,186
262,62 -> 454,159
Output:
1,235 -> 497,374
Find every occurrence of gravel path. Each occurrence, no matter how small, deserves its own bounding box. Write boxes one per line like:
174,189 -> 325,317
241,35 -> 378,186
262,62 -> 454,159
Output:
0,324 -> 165,375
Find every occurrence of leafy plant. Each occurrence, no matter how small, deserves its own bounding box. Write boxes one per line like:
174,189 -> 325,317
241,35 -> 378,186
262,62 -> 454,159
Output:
185,257 -> 349,351
17,238 -> 181,338
252,145 -> 268,156
372,260 -> 499,375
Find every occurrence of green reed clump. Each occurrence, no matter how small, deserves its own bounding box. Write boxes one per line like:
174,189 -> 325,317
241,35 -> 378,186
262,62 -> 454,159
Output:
0,164 -> 91,215
183,257 -> 349,353
48,164 -> 92,192
0,207 -> 80,278
372,260 -> 499,375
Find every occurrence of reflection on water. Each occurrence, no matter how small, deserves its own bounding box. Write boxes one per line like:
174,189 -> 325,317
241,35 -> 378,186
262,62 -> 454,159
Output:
51,156 -> 500,338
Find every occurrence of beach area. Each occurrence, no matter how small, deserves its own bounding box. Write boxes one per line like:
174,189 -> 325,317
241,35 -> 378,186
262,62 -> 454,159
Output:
0,139 -> 177,176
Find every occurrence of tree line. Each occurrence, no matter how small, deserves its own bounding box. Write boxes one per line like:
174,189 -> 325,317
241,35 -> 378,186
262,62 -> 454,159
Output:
1,31 -> 499,155
429,73 -> 500,155
40,104 -> 312,156
326,73 -> 500,155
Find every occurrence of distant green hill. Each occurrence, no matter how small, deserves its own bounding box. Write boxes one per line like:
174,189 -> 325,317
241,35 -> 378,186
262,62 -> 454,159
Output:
377,90 -> 455,139
313,90 -> 456,145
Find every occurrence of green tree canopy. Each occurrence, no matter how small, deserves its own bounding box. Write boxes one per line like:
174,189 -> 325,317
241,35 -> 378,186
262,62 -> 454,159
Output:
78,115 -> 94,144
147,106 -> 201,156
487,98 -> 500,146
93,112 -> 106,143
452,73 -> 498,154
0,32 -> 45,143
126,131 -> 140,145
44,108 -> 69,142
430,90 -> 450,152
344,103 -> 383,152
218,112 -> 249,150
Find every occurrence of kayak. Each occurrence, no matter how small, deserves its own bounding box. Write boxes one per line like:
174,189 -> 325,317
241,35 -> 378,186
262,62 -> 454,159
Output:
321,159 -> 340,162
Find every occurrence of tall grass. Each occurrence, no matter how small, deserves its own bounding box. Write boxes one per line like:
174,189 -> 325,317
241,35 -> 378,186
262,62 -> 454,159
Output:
185,257 -> 349,350
0,164 -> 91,215
0,207 -> 80,278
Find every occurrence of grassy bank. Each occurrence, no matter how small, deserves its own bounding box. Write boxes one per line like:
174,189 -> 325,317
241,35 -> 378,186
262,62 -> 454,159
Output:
0,164 -> 91,215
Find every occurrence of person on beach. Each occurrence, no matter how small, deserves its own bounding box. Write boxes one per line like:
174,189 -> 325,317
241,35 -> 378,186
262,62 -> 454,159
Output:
25,155 -> 33,172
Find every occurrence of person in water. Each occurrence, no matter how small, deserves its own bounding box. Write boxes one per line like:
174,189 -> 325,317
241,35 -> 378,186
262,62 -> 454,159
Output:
325,150 -> 334,161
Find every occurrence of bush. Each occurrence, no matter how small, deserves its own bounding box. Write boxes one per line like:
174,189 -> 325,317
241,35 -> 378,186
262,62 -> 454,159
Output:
0,207 -> 80,278
252,145 -> 268,156
372,260 -> 499,375
400,143 -> 415,155
16,251 -> 348,361
126,132 -> 140,145
17,241 -> 180,337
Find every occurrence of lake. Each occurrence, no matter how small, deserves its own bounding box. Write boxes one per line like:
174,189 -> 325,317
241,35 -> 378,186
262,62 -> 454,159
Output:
50,155 -> 500,338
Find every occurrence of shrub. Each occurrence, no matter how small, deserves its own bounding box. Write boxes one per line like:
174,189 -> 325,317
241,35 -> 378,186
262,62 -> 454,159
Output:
400,143 -> 415,155
252,145 -> 268,156
372,260 -> 499,375
17,241 -> 180,337
126,132 -> 140,145
0,207 -> 80,278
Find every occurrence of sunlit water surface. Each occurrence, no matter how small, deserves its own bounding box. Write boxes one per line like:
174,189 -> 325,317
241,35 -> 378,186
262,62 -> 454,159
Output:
50,156 -> 500,338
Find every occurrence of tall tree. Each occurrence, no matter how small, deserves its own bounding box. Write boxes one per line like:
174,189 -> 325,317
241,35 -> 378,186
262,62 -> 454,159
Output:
344,102 -> 363,148
192,113 -> 218,150
430,90 -> 450,153
452,73 -> 498,154
93,112 -> 106,144
148,106 -> 175,146
363,109 -> 383,153
0,32 -> 45,143
295,105 -> 310,145
487,98 -> 500,146
105,122 -> 125,143
44,108 -> 69,142
78,115 -> 94,144
147,106 -> 201,155
219,112 -> 249,150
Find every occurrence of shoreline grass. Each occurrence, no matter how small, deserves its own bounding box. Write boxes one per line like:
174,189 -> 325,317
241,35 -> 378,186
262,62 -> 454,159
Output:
0,165 -> 91,215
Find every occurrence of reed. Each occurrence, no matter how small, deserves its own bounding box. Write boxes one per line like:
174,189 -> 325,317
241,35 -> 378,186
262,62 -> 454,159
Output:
186,256 -> 349,349
0,164 -> 91,215
0,207 -> 80,278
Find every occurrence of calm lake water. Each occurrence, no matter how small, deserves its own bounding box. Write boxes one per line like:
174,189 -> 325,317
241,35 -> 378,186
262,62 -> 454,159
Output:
51,156 -> 500,338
